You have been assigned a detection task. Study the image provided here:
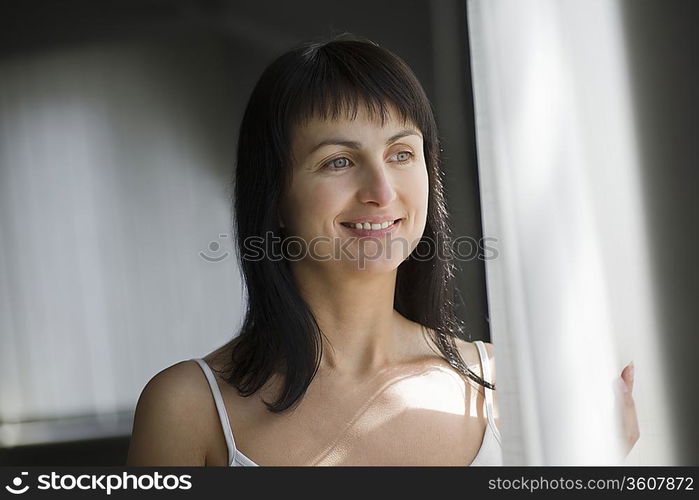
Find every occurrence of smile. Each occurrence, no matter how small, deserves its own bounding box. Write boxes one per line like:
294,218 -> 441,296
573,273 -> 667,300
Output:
340,219 -> 401,230
339,218 -> 403,236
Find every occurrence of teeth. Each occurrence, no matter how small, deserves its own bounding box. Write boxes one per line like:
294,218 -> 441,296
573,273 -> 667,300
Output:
348,220 -> 396,231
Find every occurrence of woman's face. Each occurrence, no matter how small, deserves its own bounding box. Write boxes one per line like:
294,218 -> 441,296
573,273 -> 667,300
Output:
280,104 -> 429,273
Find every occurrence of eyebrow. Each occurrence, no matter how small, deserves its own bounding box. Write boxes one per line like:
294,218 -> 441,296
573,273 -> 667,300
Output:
306,129 -> 422,156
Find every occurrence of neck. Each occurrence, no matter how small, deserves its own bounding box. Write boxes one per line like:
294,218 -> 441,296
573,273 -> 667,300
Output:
289,261 -> 409,378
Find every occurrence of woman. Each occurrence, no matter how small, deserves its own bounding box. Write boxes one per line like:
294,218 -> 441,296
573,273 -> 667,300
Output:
126,36 -> 638,466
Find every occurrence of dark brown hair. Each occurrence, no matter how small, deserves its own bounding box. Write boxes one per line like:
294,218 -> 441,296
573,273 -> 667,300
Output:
226,34 -> 493,412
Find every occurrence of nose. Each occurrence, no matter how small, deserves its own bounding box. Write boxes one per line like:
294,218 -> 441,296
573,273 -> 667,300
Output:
356,160 -> 397,206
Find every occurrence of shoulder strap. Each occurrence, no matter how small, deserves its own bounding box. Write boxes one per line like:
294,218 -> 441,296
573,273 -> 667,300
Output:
473,340 -> 502,444
191,358 -> 237,465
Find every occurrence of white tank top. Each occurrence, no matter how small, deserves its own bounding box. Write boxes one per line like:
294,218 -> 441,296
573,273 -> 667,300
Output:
192,339 -> 502,466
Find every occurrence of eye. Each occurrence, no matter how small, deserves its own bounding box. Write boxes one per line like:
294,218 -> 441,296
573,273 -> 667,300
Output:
389,151 -> 414,163
324,156 -> 353,170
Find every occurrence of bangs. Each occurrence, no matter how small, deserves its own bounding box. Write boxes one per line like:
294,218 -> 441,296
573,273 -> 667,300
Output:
281,40 -> 433,132
288,81 -> 412,128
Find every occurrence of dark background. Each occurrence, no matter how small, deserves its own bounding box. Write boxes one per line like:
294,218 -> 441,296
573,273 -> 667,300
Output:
619,0 -> 698,467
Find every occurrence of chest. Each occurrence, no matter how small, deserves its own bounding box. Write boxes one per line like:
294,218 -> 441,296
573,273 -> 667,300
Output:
214,367 -> 489,466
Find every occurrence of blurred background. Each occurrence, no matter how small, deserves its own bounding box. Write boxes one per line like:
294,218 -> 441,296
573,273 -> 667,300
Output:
0,0 -> 486,466
0,0 -> 696,466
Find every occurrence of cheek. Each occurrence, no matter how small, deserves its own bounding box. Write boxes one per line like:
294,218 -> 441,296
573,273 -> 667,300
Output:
420,167 -> 430,206
402,168 -> 429,250
407,165 -> 429,222
285,179 -> 348,229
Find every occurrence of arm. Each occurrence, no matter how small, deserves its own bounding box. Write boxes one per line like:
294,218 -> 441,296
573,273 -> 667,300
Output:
126,361 -> 211,466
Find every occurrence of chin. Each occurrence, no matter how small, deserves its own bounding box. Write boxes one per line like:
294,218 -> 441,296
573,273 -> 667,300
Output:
343,256 -> 405,273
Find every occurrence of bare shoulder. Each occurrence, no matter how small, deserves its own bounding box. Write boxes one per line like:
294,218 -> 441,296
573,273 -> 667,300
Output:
413,322 -> 496,385
126,359 -> 218,466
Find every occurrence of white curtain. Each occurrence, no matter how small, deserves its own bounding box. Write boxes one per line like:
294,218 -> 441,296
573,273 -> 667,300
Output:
467,0 -> 675,465
0,41 -> 244,446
